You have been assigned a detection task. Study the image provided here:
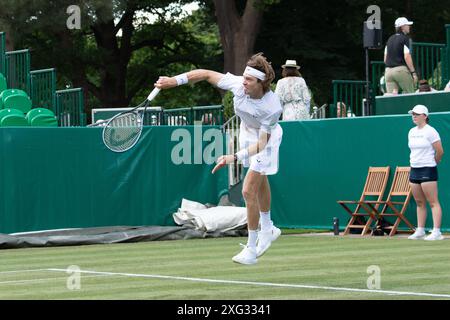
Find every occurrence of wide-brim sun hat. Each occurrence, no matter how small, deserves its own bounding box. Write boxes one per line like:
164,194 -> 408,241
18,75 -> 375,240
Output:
282,59 -> 300,69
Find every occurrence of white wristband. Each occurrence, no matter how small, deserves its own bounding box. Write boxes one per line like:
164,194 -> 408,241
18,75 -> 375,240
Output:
175,73 -> 189,86
235,149 -> 249,161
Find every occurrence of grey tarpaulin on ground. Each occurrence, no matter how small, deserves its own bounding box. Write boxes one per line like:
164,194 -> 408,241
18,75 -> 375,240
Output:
0,225 -> 247,249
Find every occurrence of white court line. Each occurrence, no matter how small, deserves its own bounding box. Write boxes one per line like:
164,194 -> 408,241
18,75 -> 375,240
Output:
0,269 -> 49,274
47,268 -> 450,299
0,274 -> 109,286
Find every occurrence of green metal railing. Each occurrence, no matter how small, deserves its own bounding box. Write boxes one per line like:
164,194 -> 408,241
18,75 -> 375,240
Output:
162,105 -> 224,125
335,39 -> 449,118
30,68 -> 56,110
332,80 -> 366,117
371,61 -> 385,96
0,32 -> 5,76
412,42 -> 446,89
4,49 -> 30,93
443,24 -> 450,86
56,88 -> 86,126
192,105 -> 224,125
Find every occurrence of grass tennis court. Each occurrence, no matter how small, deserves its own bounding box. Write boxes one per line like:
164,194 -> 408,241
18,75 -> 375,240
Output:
0,233 -> 449,300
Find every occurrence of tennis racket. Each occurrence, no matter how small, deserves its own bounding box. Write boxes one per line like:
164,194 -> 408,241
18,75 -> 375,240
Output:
102,87 -> 160,152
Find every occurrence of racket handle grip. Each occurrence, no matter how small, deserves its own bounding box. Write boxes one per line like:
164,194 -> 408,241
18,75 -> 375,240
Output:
147,88 -> 161,101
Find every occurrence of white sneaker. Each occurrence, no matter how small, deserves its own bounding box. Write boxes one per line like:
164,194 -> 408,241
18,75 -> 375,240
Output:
232,245 -> 257,265
408,230 -> 426,240
424,232 -> 444,241
256,226 -> 281,258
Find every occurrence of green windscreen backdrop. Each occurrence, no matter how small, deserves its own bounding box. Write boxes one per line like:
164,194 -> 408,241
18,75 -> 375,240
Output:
0,126 -> 228,234
375,91 -> 450,115
1,114 -> 450,234
270,112 -> 450,231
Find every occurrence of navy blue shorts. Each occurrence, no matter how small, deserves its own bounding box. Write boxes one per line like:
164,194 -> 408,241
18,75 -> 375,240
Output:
409,166 -> 438,184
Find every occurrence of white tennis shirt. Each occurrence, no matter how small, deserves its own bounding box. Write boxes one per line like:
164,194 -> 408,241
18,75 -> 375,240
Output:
408,124 -> 441,168
217,73 -> 282,134
217,72 -> 283,175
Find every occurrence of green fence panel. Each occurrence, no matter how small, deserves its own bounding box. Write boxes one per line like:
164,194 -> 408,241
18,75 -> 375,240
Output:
271,113 -> 450,231
4,49 -> 30,93
444,24 -> 450,87
371,61 -> 385,96
412,42 -> 446,89
375,91 -> 450,115
0,126 -> 228,234
163,105 -> 224,125
30,68 -> 56,110
0,32 -> 5,76
192,105 -> 224,125
332,80 -> 367,117
55,88 -> 86,126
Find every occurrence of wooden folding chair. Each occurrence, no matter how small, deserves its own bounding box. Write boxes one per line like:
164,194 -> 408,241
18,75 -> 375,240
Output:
365,167 -> 414,236
338,166 -> 390,235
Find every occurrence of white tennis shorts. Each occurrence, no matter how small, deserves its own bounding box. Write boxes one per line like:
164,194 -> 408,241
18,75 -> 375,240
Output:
239,122 -> 283,175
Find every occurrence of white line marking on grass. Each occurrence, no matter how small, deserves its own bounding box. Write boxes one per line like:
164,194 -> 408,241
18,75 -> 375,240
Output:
0,269 -> 50,274
47,268 -> 450,299
0,274 -> 109,286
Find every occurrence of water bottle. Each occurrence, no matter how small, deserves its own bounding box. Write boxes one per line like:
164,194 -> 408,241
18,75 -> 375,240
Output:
333,217 -> 339,235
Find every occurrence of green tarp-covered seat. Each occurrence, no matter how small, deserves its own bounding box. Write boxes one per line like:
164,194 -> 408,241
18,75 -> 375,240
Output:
26,108 -> 58,127
0,88 -> 28,101
3,94 -> 32,113
0,108 -> 28,127
30,114 -> 58,127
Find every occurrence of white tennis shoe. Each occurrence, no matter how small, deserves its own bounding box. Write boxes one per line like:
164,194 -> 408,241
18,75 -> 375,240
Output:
424,231 -> 444,241
256,226 -> 281,258
232,245 -> 257,265
408,230 -> 426,240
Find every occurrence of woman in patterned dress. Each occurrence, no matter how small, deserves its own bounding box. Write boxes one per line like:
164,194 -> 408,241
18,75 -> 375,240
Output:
275,60 -> 311,120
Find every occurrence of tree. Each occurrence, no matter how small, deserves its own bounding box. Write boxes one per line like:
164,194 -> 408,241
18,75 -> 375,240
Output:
199,0 -> 279,75
0,0 -> 223,114
255,0 -> 450,105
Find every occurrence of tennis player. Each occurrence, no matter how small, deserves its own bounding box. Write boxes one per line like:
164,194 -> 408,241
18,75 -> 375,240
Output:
155,53 -> 282,265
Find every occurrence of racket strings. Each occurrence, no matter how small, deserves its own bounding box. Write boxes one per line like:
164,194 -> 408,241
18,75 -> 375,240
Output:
103,111 -> 143,152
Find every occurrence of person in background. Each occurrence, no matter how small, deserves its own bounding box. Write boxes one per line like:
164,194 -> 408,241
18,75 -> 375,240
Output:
384,17 -> 418,94
416,79 -> 436,93
407,105 -> 445,241
275,59 -> 311,120
336,102 -> 347,118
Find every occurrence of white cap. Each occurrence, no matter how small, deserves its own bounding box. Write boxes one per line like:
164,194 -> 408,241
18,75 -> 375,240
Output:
395,17 -> 413,28
408,104 -> 429,116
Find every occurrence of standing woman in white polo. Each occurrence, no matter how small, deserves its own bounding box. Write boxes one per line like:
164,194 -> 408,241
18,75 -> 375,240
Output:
155,53 -> 283,264
407,105 -> 445,241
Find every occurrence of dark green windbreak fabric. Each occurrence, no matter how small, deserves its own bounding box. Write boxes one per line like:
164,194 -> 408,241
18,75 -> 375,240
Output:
2,113 -> 450,234
0,126 -> 228,234
375,91 -> 450,115
271,112 -> 450,231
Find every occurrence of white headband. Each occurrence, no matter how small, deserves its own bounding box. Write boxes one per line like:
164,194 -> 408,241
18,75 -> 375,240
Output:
243,66 -> 266,81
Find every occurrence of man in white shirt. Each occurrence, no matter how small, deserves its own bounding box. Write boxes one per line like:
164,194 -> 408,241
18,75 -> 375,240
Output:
155,53 -> 283,264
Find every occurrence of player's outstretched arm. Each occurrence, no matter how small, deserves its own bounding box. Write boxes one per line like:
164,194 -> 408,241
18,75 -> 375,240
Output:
155,69 -> 224,90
